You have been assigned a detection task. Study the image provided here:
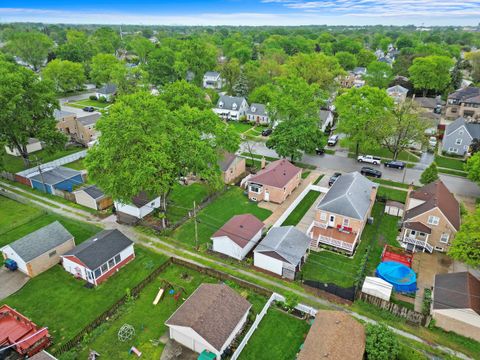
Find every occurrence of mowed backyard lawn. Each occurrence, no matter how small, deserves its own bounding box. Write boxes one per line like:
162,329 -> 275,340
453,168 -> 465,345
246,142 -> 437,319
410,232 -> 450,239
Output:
166,182 -> 211,224
238,307 -> 310,360
301,202 -> 401,288
281,190 -> 321,226
171,186 -> 272,247
64,264 -> 268,359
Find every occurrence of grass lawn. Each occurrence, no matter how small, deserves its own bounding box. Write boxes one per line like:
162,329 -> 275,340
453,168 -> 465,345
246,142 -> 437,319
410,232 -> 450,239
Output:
239,152 -> 316,170
68,98 -> 111,109
2,147 -> 84,173
171,186 -> 271,248
63,158 -> 85,170
61,264 -> 267,359
166,182 -> 211,224
301,203 -> 400,288
238,307 -> 309,360
438,168 -> 468,178
346,141 -> 419,163
281,190 -> 321,227
377,186 -> 408,203
434,155 -> 466,171
0,196 -> 45,237
227,121 -> 254,135
367,177 -> 413,189
301,170 -> 311,179
312,174 -> 324,185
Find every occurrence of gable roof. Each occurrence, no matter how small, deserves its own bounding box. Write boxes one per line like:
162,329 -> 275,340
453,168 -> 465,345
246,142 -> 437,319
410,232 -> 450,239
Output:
165,283 -> 251,351
433,272 -> 480,315
204,71 -> 220,78
29,166 -> 82,186
212,214 -> 264,248
216,95 -> 247,111
298,311 -> 365,360
414,96 -> 445,109
248,159 -> 301,188
97,83 -> 117,95
405,180 -> 460,230
317,172 -> 377,220
217,152 -> 237,172
255,226 -> 310,266
246,103 -> 267,117
445,117 -> 480,139
77,113 -> 101,126
64,229 -> 133,270
387,85 -> 408,94
7,221 -> 73,262
78,185 -> 105,200
448,87 -> 480,103
131,191 -> 157,208
319,109 -> 333,126
53,109 -> 76,120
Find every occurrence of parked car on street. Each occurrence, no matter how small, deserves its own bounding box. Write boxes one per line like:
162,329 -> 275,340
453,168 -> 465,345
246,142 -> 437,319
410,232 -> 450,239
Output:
428,136 -> 437,148
385,160 -> 406,169
262,128 -> 272,137
83,106 -> 95,112
328,172 -> 342,186
315,148 -> 325,155
327,135 -> 339,146
357,155 -> 381,165
360,166 -> 382,178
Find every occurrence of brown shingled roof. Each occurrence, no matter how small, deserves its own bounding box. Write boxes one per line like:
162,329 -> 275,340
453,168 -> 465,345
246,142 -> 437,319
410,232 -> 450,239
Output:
211,214 -> 265,248
298,311 -> 365,360
165,283 -> 251,351
249,159 -> 301,188
405,180 -> 460,230
433,272 -> 480,315
131,191 -> 156,208
404,221 -> 432,234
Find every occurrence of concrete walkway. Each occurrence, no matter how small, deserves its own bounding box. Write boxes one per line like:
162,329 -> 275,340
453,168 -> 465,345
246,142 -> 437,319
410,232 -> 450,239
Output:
296,191 -> 324,232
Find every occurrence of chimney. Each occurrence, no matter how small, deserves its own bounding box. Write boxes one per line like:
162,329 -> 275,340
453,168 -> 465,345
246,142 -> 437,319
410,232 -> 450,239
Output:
370,186 -> 377,203
405,183 -> 414,210
261,157 -> 266,169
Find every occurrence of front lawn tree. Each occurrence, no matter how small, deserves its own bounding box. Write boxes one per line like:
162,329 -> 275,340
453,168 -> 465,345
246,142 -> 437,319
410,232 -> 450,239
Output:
42,59 -> 86,94
408,56 -> 454,96
448,206 -> 480,268
466,152 -> 480,184
365,61 -> 394,89
5,31 -> 54,71
365,324 -> 399,360
335,86 -> 393,157
420,162 -> 439,185
0,60 -> 66,167
90,53 -> 124,86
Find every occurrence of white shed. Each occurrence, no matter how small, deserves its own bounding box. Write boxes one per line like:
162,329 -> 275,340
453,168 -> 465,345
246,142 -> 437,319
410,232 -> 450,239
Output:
385,200 -> 404,217
5,138 -> 42,157
362,276 -> 393,301
115,192 -> 160,224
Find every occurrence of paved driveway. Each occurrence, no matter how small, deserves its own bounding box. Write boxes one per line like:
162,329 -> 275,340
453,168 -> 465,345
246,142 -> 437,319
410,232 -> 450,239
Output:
0,267 -> 29,300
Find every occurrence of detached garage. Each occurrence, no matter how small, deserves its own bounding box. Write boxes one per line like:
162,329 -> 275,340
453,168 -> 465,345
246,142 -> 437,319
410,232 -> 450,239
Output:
1,221 -> 75,277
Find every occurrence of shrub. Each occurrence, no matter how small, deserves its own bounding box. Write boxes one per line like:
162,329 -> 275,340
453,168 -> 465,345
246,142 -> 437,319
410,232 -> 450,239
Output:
365,323 -> 400,360
422,288 -> 432,316
89,95 -> 98,100
98,96 -> 107,103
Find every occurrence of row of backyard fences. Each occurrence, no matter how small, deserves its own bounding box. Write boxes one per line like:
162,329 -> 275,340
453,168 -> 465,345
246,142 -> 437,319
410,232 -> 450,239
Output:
15,150 -> 87,177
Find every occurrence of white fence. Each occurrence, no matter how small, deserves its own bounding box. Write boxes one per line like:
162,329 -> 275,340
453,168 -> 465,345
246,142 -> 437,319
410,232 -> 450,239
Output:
16,149 -> 87,177
271,183 -> 328,228
230,293 -> 317,360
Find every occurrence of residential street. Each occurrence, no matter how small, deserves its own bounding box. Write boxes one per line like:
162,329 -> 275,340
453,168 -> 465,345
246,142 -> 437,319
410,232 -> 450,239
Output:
240,141 -> 480,199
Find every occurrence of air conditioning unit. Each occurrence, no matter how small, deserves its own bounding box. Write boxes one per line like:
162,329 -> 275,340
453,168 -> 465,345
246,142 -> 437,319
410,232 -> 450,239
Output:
367,217 -> 374,224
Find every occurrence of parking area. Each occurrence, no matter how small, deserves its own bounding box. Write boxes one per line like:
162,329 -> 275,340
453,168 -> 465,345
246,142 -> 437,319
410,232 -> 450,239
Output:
0,267 -> 29,300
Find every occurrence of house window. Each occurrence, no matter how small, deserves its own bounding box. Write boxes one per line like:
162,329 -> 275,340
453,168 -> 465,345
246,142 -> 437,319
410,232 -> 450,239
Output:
440,233 -> 449,244
320,212 -> 327,221
94,268 -> 102,278
87,271 -> 93,280
427,216 -> 440,226
48,250 -> 57,258
410,230 -> 416,236
101,263 -> 108,273
419,232 -> 425,237
108,258 -> 115,268
455,138 -> 462,145
342,218 -> 350,227
435,246 -> 444,252
249,185 -> 261,193
114,254 -> 121,264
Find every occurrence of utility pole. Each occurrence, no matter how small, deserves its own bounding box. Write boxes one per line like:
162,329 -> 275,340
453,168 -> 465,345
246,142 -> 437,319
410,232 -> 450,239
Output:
33,155 -> 48,193
193,201 -> 198,250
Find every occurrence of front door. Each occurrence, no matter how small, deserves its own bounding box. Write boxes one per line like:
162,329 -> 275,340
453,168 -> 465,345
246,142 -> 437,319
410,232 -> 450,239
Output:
328,215 -> 335,227
264,190 -> 270,202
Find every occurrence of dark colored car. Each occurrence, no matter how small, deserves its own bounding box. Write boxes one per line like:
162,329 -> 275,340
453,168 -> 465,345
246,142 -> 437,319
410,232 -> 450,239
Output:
385,160 -> 406,170
328,172 -> 342,186
261,128 -> 272,137
315,148 -> 325,155
83,106 -> 95,112
361,166 -> 382,178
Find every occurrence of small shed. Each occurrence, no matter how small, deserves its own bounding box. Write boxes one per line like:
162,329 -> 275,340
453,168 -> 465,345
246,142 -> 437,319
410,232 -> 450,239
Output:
28,166 -> 83,194
361,276 -> 393,301
384,200 -> 404,217
5,138 -> 42,157
1,221 -> 75,277
74,185 -> 112,210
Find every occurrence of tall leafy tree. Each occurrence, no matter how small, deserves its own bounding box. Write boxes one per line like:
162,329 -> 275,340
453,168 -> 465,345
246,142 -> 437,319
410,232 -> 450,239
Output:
408,56 -> 454,96
335,86 -> 393,156
57,30 -> 93,63
335,51 -> 357,71
356,49 -> 376,67
128,36 -> 155,64
221,58 -> 241,94
42,59 -> 86,94
145,47 -> 178,86
365,62 -> 394,88
0,60 -> 66,167
233,72 -> 249,97
420,162 -> 439,185
466,152 -> 480,184
159,80 -> 210,111
448,206 -> 480,268
5,31 -> 54,71
91,27 -> 121,55
178,38 -> 217,85
90,53 -> 124,86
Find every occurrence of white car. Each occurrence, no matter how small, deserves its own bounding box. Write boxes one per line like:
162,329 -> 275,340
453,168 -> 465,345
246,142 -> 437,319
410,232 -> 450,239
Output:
357,155 -> 381,165
327,135 -> 339,146
428,136 -> 437,148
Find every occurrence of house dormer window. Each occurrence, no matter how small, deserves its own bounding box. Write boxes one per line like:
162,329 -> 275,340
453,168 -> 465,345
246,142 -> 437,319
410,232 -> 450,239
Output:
232,103 -> 237,110
251,106 -> 256,112
218,101 -> 224,108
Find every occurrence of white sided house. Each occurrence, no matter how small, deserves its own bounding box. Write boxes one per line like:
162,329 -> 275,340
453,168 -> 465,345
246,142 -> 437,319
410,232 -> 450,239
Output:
114,192 -> 161,225
213,95 -> 248,121
254,226 -> 311,280
211,214 -> 265,260
61,229 -> 135,286
165,283 -> 251,359
202,71 -> 224,89
246,103 -> 269,125
5,138 -> 42,157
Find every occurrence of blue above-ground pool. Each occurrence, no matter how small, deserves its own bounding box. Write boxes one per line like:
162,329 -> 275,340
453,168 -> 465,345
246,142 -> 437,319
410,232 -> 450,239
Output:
375,261 -> 417,293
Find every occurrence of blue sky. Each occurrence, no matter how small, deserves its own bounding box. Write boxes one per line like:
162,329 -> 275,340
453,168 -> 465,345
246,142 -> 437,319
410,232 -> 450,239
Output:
1,1 -> 480,26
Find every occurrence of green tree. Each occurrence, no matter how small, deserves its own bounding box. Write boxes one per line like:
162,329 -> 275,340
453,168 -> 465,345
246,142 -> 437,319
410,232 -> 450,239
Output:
90,27 -> 121,54
90,53 -> 124,86
178,39 -> 217,85
335,86 -> 393,157
128,36 -> 155,64
5,31 -> 54,70
335,51 -> 357,71
466,51 -> 480,82
159,80 -> 210,111
57,30 -> 93,63
232,72 -> 249,97
248,84 -> 277,105
365,62 -> 394,88
145,47 -> 178,86
42,59 -> 86,94
420,162 -> 439,185
221,58 -> 241,94
0,60 -> 66,167
409,56 -> 454,96
365,324 -> 399,360
448,206 -> 480,267
356,49 -> 377,67
112,66 -> 147,96
466,152 -> 480,184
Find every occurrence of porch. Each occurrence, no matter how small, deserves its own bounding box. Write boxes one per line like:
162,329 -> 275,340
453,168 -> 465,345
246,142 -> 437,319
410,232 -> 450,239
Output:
401,222 -> 433,253
307,221 -> 358,253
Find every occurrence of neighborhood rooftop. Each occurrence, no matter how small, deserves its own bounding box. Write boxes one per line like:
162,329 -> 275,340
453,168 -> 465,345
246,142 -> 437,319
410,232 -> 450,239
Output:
249,159 -> 301,188
216,95 -> 245,110
317,171 -> 377,220
217,152 -> 237,172
448,87 -> 480,103
433,272 -> 480,314
80,185 -> 105,200
28,166 -> 82,186
445,117 -> 480,138
212,214 -> 264,248
6,221 -> 73,263
246,103 -> 267,116
97,83 -> 117,94
77,113 -> 101,126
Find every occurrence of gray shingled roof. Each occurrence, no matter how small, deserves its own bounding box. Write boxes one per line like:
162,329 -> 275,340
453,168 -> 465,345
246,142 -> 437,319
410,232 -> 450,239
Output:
246,103 -> 267,117
54,109 -> 76,120
445,117 -> 480,139
255,226 -> 311,266
97,83 -> 117,95
7,221 -> 73,262
387,85 -> 408,94
216,95 -> 247,111
448,87 -> 480,102
218,152 -> 236,172
29,166 -> 82,186
64,229 -> 133,270
204,71 -> 220,78
80,185 -> 105,200
77,113 -> 100,126
317,172 -> 377,220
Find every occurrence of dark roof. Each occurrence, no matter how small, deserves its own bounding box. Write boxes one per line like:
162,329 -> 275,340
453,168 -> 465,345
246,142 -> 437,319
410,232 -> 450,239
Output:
77,113 -> 100,126
448,87 -> 480,103
7,221 -> 73,262
414,97 -> 445,109
386,200 -> 404,209
28,166 -> 82,186
212,214 -> 265,248
165,284 -> 251,351
97,83 -> 117,95
131,191 -> 157,208
249,159 -> 301,188
405,180 -> 460,230
79,185 -> 105,200
246,103 -> 267,117
216,95 -> 247,111
217,152 -> 237,172
404,221 -> 431,234
204,71 -> 220,78
445,117 -> 480,139
64,229 -> 133,270
433,272 -> 480,314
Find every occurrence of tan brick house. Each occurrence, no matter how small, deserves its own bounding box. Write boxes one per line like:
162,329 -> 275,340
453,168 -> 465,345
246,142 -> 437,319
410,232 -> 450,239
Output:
218,152 -> 246,184
247,159 -> 301,204
445,87 -> 480,120
55,109 -> 100,147
307,172 -> 377,255
400,180 -> 460,253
